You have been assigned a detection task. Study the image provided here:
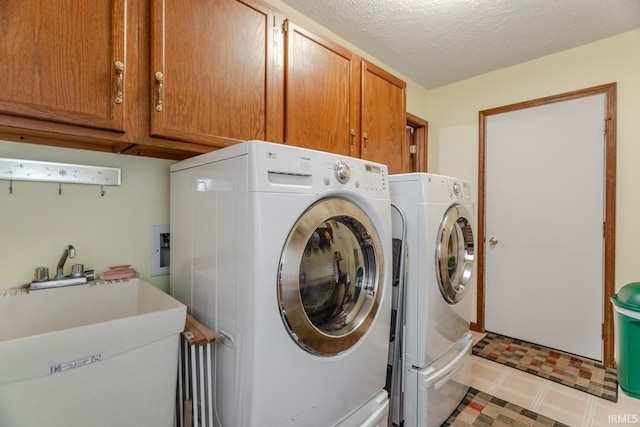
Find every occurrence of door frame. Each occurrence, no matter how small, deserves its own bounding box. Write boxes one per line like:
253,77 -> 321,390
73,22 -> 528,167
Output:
406,112 -> 428,172
475,83 -> 617,367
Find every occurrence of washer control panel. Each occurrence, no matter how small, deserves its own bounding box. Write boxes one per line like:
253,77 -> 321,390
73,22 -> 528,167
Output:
326,159 -> 387,197
333,160 -> 351,184
253,141 -> 387,197
362,163 -> 387,196
448,178 -> 472,202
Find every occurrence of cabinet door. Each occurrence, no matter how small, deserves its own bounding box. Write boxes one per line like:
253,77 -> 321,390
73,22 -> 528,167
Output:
0,0 -> 126,132
361,61 -> 407,174
151,0 -> 277,147
284,21 -> 357,156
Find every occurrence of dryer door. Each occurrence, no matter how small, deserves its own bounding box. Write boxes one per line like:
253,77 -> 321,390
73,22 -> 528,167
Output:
436,203 -> 475,304
278,198 -> 385,356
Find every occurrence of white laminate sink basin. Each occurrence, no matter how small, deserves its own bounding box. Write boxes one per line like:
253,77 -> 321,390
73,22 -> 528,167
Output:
0,278 -> 186,427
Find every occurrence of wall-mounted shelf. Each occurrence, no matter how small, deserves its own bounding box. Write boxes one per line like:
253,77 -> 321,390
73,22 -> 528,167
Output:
0,158 -> 121,195
0,158 -> 121,185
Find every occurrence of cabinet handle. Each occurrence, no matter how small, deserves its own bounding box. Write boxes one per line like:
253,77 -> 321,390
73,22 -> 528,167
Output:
363,132 -> 369,154
114,61 -> 124,104
350,129 -> 355,153
154,71 -> 164,112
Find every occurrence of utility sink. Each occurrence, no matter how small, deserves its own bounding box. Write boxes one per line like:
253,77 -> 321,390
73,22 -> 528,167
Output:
0,278 -> 186,427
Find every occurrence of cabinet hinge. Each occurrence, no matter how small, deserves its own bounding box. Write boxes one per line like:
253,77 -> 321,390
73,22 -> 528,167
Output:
282,20 -> 288,33
603,119 -> 607,136
603,220 -> 605,238
409,144 -> 417,154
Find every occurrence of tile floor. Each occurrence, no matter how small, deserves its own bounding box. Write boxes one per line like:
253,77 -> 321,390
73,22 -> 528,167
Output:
469,331 -> 640,426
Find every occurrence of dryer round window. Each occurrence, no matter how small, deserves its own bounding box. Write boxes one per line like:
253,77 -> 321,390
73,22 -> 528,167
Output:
278,197 -> 384,356
436,203 -> 475,304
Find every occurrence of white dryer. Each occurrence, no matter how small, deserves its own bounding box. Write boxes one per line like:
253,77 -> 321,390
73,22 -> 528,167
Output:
170,141 -> 392,427
388,173 -> 475,427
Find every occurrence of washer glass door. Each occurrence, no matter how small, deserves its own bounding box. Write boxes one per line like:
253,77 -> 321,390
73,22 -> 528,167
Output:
278,198 -> 384,356
436,204 -> 475,304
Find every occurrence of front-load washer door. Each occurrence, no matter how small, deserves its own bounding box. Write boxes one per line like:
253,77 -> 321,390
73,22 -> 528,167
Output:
278,197 -> 385,356
436,203 -> 475,304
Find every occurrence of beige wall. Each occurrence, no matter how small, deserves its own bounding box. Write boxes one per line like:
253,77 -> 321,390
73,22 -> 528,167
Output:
427,29 -> 640,320
0,141 -> 173,292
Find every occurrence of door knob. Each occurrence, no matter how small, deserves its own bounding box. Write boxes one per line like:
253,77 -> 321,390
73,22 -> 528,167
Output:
489,237 -> 498,246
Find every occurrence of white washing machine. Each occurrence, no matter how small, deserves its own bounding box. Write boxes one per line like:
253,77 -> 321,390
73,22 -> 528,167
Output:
388,173 -> 475,427
170,141 -> 392,427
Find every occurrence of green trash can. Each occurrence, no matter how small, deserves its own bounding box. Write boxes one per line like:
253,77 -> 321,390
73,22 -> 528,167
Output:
611,282 -> 640,399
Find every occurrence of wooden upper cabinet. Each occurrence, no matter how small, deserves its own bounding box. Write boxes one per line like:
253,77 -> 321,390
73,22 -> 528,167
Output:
283,22 -> 407,168
360,60 -> 407,174
283,20 -> 357,156
150,0 -> 277,148
0,0 -> 126,132
0,0 -> 408,164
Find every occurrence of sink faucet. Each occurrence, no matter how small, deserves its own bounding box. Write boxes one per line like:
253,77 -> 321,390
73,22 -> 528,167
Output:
55,244 -> 76,279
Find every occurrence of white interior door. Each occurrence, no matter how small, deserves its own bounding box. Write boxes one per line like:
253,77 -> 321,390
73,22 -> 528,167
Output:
484,94 -> 605,360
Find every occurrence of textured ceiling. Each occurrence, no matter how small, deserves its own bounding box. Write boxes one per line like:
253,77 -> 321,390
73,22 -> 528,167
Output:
279,0 -> 640,89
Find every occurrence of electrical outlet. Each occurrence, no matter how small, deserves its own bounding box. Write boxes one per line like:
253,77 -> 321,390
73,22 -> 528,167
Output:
151,225 -> 170,276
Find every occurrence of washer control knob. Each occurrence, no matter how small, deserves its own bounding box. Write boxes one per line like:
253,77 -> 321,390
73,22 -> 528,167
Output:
334,160 -> 351,184
452,182 -> 461,195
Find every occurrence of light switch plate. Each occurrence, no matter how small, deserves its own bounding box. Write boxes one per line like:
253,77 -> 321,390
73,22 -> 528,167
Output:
151,225 -> 170,276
